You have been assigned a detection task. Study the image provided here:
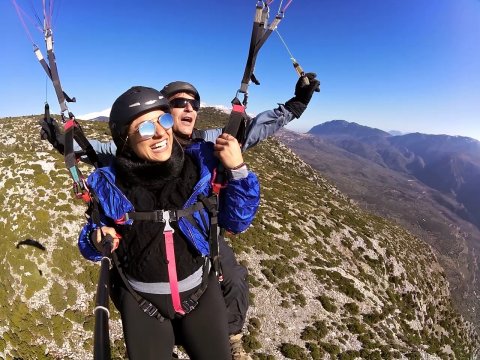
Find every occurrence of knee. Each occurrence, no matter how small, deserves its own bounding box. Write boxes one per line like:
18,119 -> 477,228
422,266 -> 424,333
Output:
221,262 -> 248,288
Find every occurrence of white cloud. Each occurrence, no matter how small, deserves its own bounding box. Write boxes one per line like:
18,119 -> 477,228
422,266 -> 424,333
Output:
76,104 -> 255,121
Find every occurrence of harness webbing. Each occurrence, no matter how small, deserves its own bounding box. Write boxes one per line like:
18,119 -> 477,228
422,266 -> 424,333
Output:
35,27 -> 98,198
45,30 -> 68,112
240,2 -> 268,93
63,118 -> 100,200
90,194 -> 220,319
164,227 -> 185,315
238,0 -> 290,103
15,2 -> 99,201
124,202 -> 206,222
124,195 -> 223,281
221,0 -> 293,146
213,1 -> 291,194
223,102 -> 249,144
112,252 -> 166,321
240,5 -> 286,96
90,195 -> 166,321
34,45 -> 76,104
198,194 -> 223,280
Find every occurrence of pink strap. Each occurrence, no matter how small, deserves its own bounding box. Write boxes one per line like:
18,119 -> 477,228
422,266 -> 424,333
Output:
164,230 -> 185,315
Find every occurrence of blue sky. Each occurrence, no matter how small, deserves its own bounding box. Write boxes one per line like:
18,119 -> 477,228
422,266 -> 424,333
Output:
1,0 -> 479,140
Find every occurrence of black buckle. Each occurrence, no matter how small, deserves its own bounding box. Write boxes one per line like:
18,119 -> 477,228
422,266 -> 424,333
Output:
169,210 -> 177,221
152,210 -> 162,222
152,210 -> 177,222
182,299 -> 198,314
140,300 -> 159,317
72,179 -> 87,200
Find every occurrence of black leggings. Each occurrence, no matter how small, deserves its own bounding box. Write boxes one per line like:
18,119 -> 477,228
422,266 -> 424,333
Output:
218,236 -> 249,335
111,272 -> 231,360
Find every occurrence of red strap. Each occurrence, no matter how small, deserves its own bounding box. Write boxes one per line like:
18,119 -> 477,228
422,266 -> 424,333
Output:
232,104 -> 245,113
64,118 -> 76,131
210,167 -> 227,195
164,231 -> 185,315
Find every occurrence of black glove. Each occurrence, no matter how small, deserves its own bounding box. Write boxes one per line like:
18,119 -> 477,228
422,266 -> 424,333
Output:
39,117 -> 65,155
92,231 -> 113,256
285,72 -> 320,118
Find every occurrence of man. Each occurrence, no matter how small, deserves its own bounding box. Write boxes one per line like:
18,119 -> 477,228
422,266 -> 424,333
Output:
40,73 -> 320,359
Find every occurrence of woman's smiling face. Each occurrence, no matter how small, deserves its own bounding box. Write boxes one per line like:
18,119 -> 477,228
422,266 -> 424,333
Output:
128,109 -> 174,162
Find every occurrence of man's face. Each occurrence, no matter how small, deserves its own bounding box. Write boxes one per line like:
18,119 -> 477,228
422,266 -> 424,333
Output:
169,92 -> 199,137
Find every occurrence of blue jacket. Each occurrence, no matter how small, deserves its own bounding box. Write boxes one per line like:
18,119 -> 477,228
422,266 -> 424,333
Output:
78,142 -> 260,262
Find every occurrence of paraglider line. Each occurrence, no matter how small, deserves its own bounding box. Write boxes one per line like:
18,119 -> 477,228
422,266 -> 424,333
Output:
275,28 -> 296,61
12,0 -> 35,43
45,76 -> 48,103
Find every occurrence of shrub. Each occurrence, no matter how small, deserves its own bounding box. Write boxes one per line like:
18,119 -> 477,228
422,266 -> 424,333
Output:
319,341 -> 340,356
405,351 -> 421,360
301,320 -> 328,342
294,293 -> 307,307
305,342 -> 324,360
338,350 -> 361,360
279,343 -> 308,360
317,294 -> 337,313
343,302 -> 360,315
243,333 -> 261,353
363,311 -> 384,324
260,259 -> 296,282
347,318 -> 366,334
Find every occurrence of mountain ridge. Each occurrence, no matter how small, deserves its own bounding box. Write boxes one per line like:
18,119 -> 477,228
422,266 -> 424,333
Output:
276,119 -> 480,334
306,121 -> 480,228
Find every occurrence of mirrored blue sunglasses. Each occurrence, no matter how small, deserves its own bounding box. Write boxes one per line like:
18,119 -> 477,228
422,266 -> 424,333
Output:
135,113 -> 174,140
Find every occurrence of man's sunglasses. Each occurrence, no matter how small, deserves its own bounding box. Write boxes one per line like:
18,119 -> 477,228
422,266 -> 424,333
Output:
169,98 -> 200,111
134,113 -> 174,140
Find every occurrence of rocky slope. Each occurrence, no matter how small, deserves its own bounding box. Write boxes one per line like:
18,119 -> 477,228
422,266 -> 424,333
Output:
0,113 -> 478,359
276,123 -> 480,331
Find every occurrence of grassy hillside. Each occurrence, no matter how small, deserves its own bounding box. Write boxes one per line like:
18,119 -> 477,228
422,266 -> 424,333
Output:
0,113 -> 478,359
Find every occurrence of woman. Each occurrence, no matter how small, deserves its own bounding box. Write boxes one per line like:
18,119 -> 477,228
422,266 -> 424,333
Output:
78,86 -> 260,359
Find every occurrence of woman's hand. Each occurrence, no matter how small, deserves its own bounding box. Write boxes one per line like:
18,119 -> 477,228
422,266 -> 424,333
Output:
95,226 -> 121,252
214,133 -> 244,169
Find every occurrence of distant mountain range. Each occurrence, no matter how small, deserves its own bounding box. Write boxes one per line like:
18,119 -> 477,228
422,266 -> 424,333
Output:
308,120 -> 480,228
276,119 -> 480,328
81,115 -> 109,122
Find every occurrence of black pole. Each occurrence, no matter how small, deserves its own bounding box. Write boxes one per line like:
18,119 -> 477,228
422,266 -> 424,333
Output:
93,235 -> 113,360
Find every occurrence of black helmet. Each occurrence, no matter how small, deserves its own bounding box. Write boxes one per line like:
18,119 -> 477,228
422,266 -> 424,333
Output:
161,81 -> 200,101
109,86 -> 169,148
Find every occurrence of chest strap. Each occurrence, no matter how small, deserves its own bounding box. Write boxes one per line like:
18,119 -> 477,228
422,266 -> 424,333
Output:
118,196 -> 218,316
197,194 -> 223,281
123,201 -> 206,223
90,193 -> 213,320
162,211 -> 184,315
